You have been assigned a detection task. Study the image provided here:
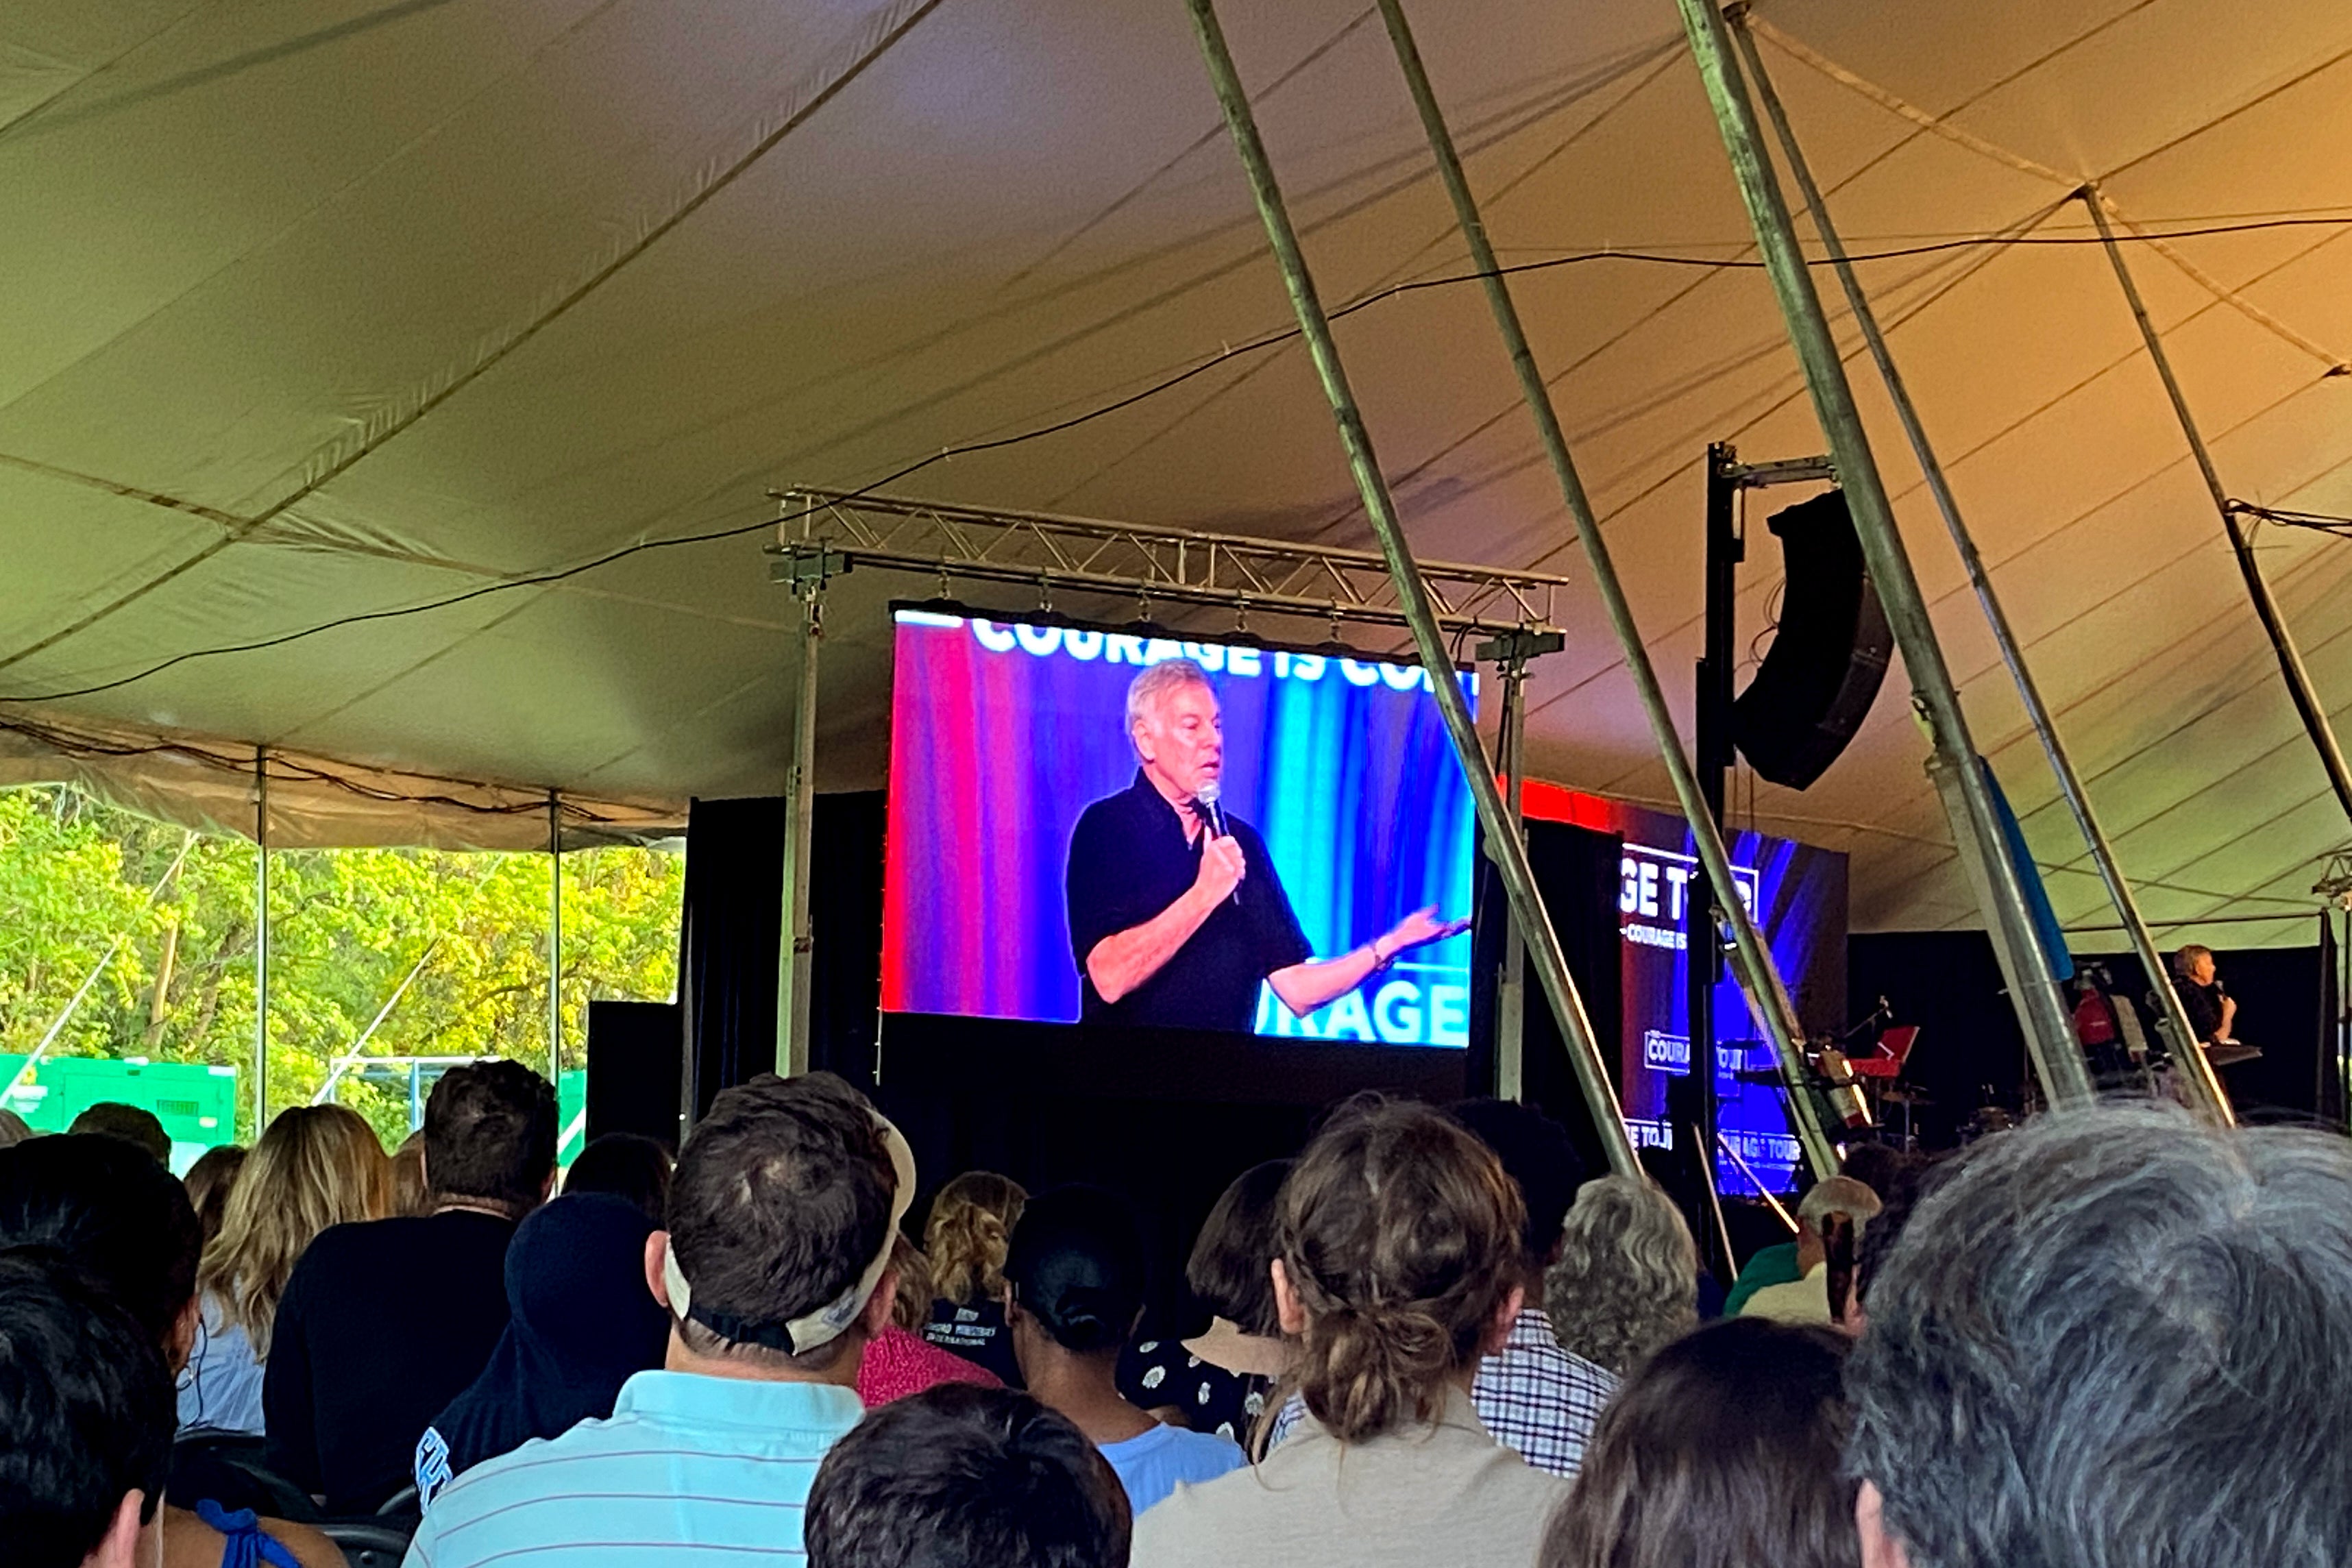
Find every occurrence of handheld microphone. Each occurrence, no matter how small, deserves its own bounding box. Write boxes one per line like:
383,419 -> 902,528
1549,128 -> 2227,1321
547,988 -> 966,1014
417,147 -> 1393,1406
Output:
1195,779 -> 1228,838
1195,780 -> 1240,906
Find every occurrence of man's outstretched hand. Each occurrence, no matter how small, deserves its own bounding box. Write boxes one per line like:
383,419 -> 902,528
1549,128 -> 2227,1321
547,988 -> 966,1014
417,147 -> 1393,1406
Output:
1378,905 -> 1473,959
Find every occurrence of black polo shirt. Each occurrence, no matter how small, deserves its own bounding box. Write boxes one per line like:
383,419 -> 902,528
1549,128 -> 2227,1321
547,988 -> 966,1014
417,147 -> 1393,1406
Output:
1065,770 -> 1313,1032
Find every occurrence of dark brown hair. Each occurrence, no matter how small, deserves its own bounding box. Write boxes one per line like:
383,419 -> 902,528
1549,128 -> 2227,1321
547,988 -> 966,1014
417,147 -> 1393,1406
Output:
182,1144 -> 246,1248
1543,1317 -> 1857,1568
424,1059 -> 557,1212
667,1073 -> 895,1369
1185,1159 -> 1290,1336
1279,1098 -> 1523,1443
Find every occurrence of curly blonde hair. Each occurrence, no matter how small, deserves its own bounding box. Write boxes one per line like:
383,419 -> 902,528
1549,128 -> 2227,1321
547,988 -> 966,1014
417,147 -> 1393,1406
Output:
922,1171 -> 1027,1306
197,1103 -> 391,1358
1543,1175 -> 1698,1375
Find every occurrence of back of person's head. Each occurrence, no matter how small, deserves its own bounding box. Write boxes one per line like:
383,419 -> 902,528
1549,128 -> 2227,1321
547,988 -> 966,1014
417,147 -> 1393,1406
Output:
1853,1155 -> 1945,1319
924,1171 -> 1027,1306
66,1104 -> 170,1166
889,1234 -> 935,1332
663,1072 -> 906,1371
182,1144 -> 245,1249
1281,1097 -> 1524,1442
388,1130 -> 431,1217
1544,1174 -> 1699,1375
197,1104 -> 390,1356
1836,1142 -> 1913,1203
806,1384 -> 1130,1568
0,1109 -> 34,1149
0,1134 -> 201,1351
504,1192 -> 670,1372
563,1132 -> 672,1225
1545,1316 -> 1855,1568
1186,1158 -> 1292,1336
1797,1175 -> 1881,1236
1848,1103 -> 2352,1567
1004,1186 -> 1147,1356
0,1251 -> 175,1568
424,1059 -> 557,1214
1449,1097 -> 1584,1272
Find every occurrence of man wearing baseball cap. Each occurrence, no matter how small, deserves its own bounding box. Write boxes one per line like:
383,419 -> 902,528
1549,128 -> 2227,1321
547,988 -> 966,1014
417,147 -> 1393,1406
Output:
404,1073 -> 915,1568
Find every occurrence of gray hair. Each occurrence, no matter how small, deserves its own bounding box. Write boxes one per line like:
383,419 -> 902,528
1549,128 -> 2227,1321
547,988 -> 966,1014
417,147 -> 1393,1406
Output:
1797,1174 -> 1881,1236
1847,1101 -> 2352,1567
1124,659 -> 1212,739
1542,1175 -> 1698,1376
2172,943 -> 2214,977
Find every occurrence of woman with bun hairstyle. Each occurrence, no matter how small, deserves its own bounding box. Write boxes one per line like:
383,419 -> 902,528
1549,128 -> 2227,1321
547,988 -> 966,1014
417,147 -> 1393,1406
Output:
1131,1098 -> 1569,1567
1005,1186 -> 1245,1517
920,1170 -> 1027,1384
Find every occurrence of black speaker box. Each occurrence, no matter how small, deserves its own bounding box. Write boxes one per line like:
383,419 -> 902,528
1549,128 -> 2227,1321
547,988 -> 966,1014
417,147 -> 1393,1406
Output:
586,999 -> 685,1152
1732,489 -> 1892,789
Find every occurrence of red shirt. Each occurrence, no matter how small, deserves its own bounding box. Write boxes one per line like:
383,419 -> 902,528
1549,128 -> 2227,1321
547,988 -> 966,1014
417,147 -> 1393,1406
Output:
857,1323 -> 1001,1407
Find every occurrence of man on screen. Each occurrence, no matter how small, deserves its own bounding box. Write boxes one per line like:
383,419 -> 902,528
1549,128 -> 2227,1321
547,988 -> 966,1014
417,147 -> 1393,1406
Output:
1064,659 -> 1465,1033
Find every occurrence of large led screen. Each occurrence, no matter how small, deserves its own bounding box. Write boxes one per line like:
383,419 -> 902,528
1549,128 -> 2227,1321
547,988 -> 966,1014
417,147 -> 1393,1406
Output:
883,611 -> 1478,1046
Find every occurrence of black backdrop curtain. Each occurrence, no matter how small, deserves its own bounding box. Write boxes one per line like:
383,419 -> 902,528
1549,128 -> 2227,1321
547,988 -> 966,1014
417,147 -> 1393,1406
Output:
1469,818 -> 1626,1179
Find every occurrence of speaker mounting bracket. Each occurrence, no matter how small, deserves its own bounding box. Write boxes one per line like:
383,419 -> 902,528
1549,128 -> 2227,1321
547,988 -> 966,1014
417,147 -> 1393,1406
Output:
1722,453 -> 1834,490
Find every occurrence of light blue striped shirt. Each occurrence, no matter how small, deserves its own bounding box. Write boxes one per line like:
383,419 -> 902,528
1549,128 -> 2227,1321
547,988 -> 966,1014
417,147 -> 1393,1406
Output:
402,1370 -> 865,1568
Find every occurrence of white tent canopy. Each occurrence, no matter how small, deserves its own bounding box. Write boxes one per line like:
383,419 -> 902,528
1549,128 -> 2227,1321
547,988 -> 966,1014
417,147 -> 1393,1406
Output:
4,0 -> 2350,928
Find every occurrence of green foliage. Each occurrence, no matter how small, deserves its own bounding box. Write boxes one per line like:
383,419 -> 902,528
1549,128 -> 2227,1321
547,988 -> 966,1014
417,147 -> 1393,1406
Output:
0,787 -> 682,1148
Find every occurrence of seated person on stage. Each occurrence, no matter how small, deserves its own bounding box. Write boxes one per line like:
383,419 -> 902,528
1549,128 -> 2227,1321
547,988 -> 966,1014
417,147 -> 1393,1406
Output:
1269,1097 -> 1615,1478
267,1059 -> 556,1514
2169,943 -> 2252,1062
0,1251 -> 177,1568
920,1171 -> 1028,1386
1849,1103 -> 2352,1567
1544,1318 -> 1858,1568
413,1193 -> 672,1507
1134,1099 -> 1569,1568
1064,659 -> 1462,1033
184,1104 -> 390,1437
403,1072 -> 914,1568
1005,1186 -> 1245,1517
1123,1159 -> 1293,1451
807,1385 -> 1131,1568
0,1134 -> 341,1568
1542,1174 -> 1700,1377
1739,1177 -> 1881,1327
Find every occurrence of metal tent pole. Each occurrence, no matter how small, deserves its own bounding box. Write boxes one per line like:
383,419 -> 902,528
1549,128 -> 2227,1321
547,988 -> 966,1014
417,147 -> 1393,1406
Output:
1671,0 -> 2092,1107
1495,655 -> 1528,1104
1372,0 -> 1835,1175
1728,17 -> 2227,1123
548,794 -> 563,1088
254,747 -> 271,1131
778,580 -> 823,1079
1186,0 -> 1639,1176
2081,191 -> 2352,829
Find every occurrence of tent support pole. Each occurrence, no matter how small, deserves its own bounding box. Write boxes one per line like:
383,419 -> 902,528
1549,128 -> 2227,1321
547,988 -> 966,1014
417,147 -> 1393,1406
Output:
254,747 -> 271,1132
779,582 -> 822,1080
1186,0 -> 1640,1177
548,794 -> 563,1089
2081,190 -> 2352,830
1729,16 -> 2226,1123
1495,653 -> 1528,1104
1372,0 -> 1834,1175
1672,0 -> 2092,1109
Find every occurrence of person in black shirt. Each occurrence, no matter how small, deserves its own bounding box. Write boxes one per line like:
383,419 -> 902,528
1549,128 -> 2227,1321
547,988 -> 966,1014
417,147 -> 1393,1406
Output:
1064,659 -> 1465,1033
265,1059 -> 557,1513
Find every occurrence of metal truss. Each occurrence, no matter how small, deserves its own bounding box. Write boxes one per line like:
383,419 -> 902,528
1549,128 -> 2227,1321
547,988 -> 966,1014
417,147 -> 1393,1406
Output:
770,487 -> 1570,637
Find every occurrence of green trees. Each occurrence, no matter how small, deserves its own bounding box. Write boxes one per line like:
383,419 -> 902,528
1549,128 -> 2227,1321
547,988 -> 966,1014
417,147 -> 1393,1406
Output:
0,787 -> 681,1148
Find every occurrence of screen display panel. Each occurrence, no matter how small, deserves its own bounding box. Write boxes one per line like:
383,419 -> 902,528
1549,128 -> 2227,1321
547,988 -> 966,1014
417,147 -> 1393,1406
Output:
883,610 -> 1477,1046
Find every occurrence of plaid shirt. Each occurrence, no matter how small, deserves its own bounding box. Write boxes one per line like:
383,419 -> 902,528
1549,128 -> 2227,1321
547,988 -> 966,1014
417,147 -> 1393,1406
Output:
1268,1309 -> 1617,1478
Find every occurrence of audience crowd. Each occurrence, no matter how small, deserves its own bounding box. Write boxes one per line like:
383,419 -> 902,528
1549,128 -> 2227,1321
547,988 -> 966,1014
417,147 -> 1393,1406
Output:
4,1060 -> 2350,1568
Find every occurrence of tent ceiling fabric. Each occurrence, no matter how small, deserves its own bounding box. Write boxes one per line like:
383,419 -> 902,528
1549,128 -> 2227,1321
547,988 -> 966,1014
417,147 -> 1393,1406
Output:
3,0 -> 2350,935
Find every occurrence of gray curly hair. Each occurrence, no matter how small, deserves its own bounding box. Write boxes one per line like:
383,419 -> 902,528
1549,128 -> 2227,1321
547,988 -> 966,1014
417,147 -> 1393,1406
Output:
1848,1102 -> 2352,1567
1542,1175 -> 1698,1376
